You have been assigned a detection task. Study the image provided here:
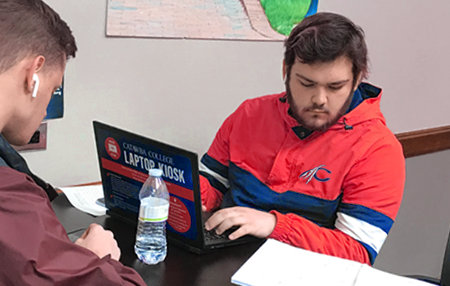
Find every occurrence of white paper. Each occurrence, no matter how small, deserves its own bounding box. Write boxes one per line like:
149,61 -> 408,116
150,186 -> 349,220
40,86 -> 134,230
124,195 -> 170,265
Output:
231,239 -> 361,286
231,239 -> 435,286
59,185 -> 106,216
354,265 -> 434,286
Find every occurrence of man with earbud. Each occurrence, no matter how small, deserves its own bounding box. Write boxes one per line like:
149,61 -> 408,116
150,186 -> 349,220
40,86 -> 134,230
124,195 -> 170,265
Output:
0,0 -> 146,284
201,12 -> 405,265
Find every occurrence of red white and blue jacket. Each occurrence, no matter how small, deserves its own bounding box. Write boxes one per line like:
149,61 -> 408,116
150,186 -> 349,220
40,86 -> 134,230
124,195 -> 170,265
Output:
199,83 -> 405,265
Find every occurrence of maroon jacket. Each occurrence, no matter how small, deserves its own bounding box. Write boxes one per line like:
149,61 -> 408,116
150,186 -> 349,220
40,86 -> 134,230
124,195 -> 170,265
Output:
0,135 -> 146,285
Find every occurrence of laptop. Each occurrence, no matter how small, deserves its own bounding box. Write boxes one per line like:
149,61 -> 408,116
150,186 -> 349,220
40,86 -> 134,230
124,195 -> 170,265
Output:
92,121 -> 257,254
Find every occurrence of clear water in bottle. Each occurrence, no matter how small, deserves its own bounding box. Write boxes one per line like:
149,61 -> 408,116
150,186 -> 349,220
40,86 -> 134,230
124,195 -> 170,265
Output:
134,169 -> 170,265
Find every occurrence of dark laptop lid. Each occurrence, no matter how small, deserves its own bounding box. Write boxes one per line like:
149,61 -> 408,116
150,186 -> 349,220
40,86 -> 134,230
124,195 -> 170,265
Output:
93,121 -> 205,252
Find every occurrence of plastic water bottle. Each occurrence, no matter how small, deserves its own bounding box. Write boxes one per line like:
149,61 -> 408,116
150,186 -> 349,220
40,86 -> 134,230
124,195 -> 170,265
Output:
134,168 -> 170,265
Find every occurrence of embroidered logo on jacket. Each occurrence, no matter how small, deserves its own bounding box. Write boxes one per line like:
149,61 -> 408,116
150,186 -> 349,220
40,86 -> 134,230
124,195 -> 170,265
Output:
300,165 -> 331,184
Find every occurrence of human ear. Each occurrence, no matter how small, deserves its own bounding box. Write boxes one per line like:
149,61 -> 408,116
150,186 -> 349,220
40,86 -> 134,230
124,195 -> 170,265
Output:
353,73 -> 362,91
26,56 -> 45,96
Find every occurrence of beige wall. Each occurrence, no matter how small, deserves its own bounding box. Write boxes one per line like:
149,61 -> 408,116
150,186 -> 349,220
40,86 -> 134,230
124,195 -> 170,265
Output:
20,0 -> 450,278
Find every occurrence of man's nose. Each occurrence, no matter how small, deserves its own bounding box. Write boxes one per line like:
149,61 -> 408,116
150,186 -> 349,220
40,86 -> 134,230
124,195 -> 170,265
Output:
311,87 -> 327,107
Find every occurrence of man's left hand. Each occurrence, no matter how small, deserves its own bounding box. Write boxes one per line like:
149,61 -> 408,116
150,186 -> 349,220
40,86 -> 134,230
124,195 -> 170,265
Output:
204,207 -> 277,240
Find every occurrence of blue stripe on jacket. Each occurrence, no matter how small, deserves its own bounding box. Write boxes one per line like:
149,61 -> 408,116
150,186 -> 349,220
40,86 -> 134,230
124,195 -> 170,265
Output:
338,203 -> 394,264
200,171 -> 229,195
221,162 -> 342,228
339,203 -> 394,234
201,156 -> 391,262
359,241 -> 378,265
200,154 -> 229,195
201,153 -> 229,178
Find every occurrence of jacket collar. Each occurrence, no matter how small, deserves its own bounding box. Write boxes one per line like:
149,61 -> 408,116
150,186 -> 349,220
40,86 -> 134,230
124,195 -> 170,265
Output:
0,134 -> 58,201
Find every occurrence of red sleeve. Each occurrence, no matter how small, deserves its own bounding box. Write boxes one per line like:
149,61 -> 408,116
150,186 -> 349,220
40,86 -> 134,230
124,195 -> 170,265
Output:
269,211 -> 371,263
200,108 -> 237,212
0,167 -> 146,286
200,175 -> 223,211
269,136 -> 405,265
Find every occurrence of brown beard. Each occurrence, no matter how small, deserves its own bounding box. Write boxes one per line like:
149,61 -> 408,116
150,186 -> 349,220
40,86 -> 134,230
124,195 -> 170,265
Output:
285,78 -> 355,132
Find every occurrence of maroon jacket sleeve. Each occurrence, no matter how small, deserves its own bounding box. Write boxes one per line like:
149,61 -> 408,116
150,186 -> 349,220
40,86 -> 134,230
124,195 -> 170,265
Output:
0,167 -> 146,286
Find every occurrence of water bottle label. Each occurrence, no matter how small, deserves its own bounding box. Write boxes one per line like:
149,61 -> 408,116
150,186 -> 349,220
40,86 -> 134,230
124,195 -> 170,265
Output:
139,198 -> 169,222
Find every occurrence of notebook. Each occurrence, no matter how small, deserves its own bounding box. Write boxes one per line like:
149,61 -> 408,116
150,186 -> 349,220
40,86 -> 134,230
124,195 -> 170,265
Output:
232,239 -> 434,286
92,121 -> 257,254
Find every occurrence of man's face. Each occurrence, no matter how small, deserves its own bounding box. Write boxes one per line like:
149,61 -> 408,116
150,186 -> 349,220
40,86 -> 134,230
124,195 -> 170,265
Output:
285,56 -> 357,131
3,61 -> 65,146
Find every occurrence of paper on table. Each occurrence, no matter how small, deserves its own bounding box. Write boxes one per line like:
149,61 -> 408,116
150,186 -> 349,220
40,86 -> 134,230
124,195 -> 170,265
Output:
354,264 -> 434,286
59,185 -> 106,216
231,239 -> 362,286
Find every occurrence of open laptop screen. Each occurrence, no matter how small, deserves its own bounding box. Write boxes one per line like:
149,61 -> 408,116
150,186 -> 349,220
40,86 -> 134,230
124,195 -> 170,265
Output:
93,121 -> 200,242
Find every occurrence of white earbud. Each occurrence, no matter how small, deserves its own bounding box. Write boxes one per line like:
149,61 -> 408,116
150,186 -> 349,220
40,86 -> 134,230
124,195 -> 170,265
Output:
31,74 -> 40,98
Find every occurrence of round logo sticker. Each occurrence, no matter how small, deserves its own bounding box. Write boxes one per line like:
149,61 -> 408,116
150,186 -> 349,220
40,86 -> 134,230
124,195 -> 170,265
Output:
105,137 -> 120,160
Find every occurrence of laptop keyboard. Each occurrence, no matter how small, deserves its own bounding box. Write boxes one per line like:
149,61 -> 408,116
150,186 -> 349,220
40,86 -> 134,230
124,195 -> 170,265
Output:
203,226 -> 240,242
203,228 -> 229,241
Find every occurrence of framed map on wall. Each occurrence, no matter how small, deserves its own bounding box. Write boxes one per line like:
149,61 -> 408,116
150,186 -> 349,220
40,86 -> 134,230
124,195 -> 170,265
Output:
106,0 -> 318,41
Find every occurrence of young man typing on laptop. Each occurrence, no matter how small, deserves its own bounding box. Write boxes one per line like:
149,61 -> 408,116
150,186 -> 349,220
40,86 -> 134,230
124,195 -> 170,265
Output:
200,12 -> 405,265
0,1 -> 145,284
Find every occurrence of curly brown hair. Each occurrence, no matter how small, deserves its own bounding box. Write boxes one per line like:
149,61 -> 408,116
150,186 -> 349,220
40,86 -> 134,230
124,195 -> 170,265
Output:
284,12 -> 369,86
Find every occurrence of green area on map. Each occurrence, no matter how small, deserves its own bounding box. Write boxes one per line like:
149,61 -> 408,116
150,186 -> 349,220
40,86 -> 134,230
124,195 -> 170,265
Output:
260,0 -> 311,36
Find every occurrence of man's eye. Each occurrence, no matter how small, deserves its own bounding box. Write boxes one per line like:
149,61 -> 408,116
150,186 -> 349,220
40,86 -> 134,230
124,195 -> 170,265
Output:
300,82 -> 314,88
329,86 -> 343,90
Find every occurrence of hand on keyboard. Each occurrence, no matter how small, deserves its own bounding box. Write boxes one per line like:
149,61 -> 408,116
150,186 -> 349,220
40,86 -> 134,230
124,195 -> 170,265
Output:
204,207 -> 276,240
203,226 -> 239,241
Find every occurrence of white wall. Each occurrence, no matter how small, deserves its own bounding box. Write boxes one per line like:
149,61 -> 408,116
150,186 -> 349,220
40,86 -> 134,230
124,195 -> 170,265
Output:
23,0 -> 285,187
321,0 -> 450,132
21,0 -> 450,278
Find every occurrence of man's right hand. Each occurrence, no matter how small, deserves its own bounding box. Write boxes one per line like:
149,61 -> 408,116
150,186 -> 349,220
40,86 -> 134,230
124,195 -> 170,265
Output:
74,223 -> 121,261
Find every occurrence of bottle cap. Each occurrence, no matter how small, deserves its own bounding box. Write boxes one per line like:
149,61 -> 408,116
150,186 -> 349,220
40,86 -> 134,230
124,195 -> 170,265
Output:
149,168 -> 163,177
